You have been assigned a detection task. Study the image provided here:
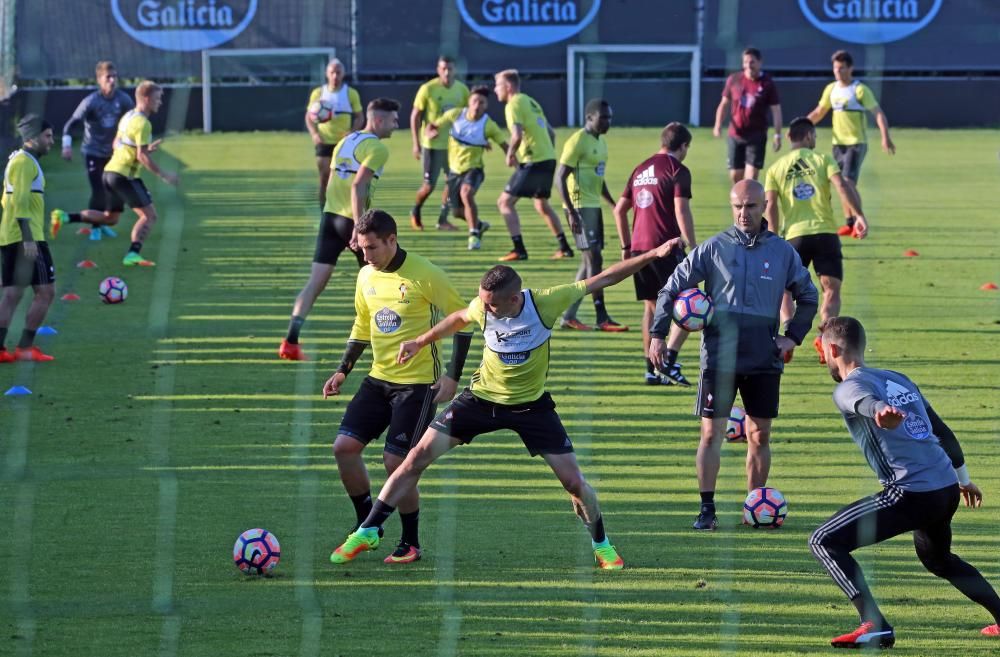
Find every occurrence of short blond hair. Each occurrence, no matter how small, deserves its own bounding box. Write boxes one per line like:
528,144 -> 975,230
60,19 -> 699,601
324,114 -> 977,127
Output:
136,80 -> 161,101
494,69 -> 520,87
95,60 -> 116,78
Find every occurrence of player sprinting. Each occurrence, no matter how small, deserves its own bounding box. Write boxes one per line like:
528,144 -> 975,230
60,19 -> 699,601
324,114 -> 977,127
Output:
66,81 -> 179,267
329,238 -> 685,570
556,99 -> 626,332
812,316 -> 1000,649
424,86 -> 508,250
322,209 -> 472,564
409,55 -> 469,232
807,50 -> 895,237
306,58 -> 363,208
764,117 -> 866,363
0,116 -> 58,362
493,69 -> 574,262
54,60 -> 133,241
280,98 -> 400,361
613,122 -> 698,385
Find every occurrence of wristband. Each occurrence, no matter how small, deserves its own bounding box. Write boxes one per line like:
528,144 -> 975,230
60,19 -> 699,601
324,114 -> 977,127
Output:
620,244 -> 631,251
61,135 -> 72,149
955,464 -> 971,486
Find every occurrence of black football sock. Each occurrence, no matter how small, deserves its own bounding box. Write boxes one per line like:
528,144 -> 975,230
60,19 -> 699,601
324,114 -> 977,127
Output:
665,349 -> 679,369
512,235 -> 526,253
286,315 -> 306,344
593,298 -> 609,323
0,326 -> 7,348
700,491 -> 716,513
349,491 -> 373,528
556,233 -> 571,252
68,213 -> 83,223
411,205 -> 421,219
588,514 -> 607,543
645,358 -> 655,375
437,204 -> 449,225
128,241 -> 143,254
399,510 -> 420,547
17,329 -> 36,349
360,499 -> 396,529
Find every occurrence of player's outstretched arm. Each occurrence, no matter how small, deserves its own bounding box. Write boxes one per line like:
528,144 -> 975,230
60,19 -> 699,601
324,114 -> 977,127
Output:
137,145 -> 178,186
584,238 -> 682,295
806,104 -> 828,125
398,309 -> 472,364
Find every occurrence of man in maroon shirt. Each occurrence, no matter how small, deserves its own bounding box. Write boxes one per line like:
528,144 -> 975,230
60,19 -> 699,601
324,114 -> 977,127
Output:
613,122 -> 698,386
713,47 -> 783,184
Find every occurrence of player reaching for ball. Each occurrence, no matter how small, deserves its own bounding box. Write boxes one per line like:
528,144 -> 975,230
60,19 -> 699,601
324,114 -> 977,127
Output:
306,58 -> 363,208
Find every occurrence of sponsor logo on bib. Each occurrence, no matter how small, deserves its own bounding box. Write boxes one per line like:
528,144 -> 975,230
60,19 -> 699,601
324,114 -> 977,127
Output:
903,413 -> 930,440
375,307 -> 403,333
635,188 -> 654,209
498,351 -> 529,365
793,182 -> 816,200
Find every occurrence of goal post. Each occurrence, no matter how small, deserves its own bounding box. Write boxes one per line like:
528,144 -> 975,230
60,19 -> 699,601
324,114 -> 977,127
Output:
566,44 -> 701,127
201,47 -> 337,133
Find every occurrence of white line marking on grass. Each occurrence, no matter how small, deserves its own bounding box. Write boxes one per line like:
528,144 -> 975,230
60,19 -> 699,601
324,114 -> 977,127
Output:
434,468 -> 461,657
11,484 -> 35,657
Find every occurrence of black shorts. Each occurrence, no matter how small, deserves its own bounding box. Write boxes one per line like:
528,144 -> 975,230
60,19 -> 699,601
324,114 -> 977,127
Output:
446,168 -> 485,208
429,389 -> 574,457
787,233 -> 843,280
696,370 -> 781,419
314,212 -> 364,267
504,160 -> 555,199
1,242 -> 55,287
315,143 -> 336,158
631,248 -> 686,301
566,207 -> 604,251
832,144 -> 868,182
727,134 -> 767,170
339,376 -> 437,458
103,172 -> 152,213
85,155 -> 111,211
422,148 -> 449,187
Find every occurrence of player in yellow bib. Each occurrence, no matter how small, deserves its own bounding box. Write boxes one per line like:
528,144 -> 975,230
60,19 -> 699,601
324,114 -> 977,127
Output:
764,117 -> 866,363
0,116 -> 58,362
556,98 -> 625,332
425,86 -> 508,250
66,81 -> 179,267
807,50 -> 895,236
409,56 -> 469,231
322,209 -> 472,564
330,238 -> 686,570
306,59 -> 363,208
280,98 -> 400,361
494,69 -> 575,262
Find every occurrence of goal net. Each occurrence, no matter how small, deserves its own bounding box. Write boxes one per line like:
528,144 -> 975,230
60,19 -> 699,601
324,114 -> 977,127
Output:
201,47 -> 337,133
566,45 -> 701,127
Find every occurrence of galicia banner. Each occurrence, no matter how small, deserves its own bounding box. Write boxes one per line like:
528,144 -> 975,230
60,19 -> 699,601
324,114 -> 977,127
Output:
797,0 -> 943,44
111,0 -> 259,51
456,0 -> 602,47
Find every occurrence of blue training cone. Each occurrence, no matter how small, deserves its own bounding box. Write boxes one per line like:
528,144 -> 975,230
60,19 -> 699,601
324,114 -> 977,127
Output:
36,326 -> 58,336
4,386 -> 32,396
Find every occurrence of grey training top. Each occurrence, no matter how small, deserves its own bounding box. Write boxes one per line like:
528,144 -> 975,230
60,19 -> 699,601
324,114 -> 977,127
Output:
833,366 -> 958,492
62,89 -> 134,158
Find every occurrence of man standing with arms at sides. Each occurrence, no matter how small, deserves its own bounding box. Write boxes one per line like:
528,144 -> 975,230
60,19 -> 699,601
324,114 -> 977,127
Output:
322,209 -> 472,564
0,116 -> 58,362
556,99 -> 626,332
764,117 -> 867,364
70,81 -> 179,267
425,86 -> 508,250
807,50 -> 895,237
649,180 -> 818,531
713,47 -> 783,184
811,317 -> 1000,649
329,239 -> 685,569
54,60 -> 133,241
494,69 -> 574,262
279,98 -> 400,361
306,59 -> 363,208
409,55 -> 469,232
614,122 -> 697,385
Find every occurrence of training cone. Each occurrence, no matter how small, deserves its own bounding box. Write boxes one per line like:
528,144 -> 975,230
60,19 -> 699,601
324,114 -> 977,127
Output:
4,386 -> 32,396
903,249 -> 919,257
36,326 -> 58,336
76,227 -> 92,235
981,282 -> 999,291
76,260 -> 97,268
61,293 -> 80,301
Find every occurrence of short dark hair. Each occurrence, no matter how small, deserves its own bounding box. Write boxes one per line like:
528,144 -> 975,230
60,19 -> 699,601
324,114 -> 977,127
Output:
743,47 -> 762,60
788,117 -> 815,142
471,85 -> 490,98
355,209 -> 397,239
584,98 -> 610,118
820,316 -> 866,352
661,122 -> 692,151
832,50 -> 853,67
367,97 -> 401,113
438,54 -> 455,65
96,60 -> 116,77
480,265 -> 521,294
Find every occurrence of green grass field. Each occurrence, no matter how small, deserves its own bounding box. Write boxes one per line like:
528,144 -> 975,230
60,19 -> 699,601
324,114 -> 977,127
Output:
1,127 -> 998,657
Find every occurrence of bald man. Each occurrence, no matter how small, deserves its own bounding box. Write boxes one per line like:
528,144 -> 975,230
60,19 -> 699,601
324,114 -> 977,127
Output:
649,180 -> 818,530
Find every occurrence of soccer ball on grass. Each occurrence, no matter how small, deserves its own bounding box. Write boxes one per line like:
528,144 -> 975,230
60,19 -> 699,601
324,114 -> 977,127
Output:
98,276 -> 128,304
233,528 -> 281,575
743,487 -> 787,528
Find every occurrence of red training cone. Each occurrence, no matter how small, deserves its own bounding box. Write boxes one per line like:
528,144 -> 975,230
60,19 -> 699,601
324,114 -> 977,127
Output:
903,249 -> 919,257
76,227 -> 92,235
76,260 -> 97,268
981,282 -> 998,291
61,293 -> 81,301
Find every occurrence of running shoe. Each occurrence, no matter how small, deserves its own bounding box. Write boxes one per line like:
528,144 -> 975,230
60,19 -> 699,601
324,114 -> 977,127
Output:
410,212 -> 424,231
596,319 -> 629,333
278,339 -> 307,361
594,544 -> 624,570
477,220 -> 491,235
0,348 -> 14,363
551,247 -> 574,260
383,541 -> 422,564
693,509 -> 718,531
50,209 -> 65,239
982,624 -> 999,636
100,225 -> 117,238
14,346 -> 54,362
330,528 -> 380,564
122,252 -> 155,267
560,318 -> 592,331
467,235 -> 481,250
90,227 -> 103,241
814,335 -> 827,364
499,250 -> 528,262
830,621 -> 895,649
645,372 -> 673,386
437,221 -> 458,232
660,363 -> 691,387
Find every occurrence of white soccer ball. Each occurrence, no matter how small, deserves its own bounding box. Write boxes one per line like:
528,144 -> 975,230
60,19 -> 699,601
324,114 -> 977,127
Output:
308,100 -> 333,124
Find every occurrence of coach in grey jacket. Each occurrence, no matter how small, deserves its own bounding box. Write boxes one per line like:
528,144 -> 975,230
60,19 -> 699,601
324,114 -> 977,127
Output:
649,179 -> 818,531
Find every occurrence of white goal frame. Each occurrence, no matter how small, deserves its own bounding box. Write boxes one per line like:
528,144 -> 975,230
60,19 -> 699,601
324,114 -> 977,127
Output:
201,47 -> 337,133
566,44 -> 701,127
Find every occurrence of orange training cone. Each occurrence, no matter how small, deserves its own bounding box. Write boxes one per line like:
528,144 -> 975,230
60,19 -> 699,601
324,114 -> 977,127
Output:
981,282 -> 999,291
61,293 -> 81,301
76,260 -> 97,268
76,227 -> 91,235
903,249 -> 919,257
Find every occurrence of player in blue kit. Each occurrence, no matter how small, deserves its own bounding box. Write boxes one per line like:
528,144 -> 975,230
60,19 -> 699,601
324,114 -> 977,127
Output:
811,317 -> 1000,649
